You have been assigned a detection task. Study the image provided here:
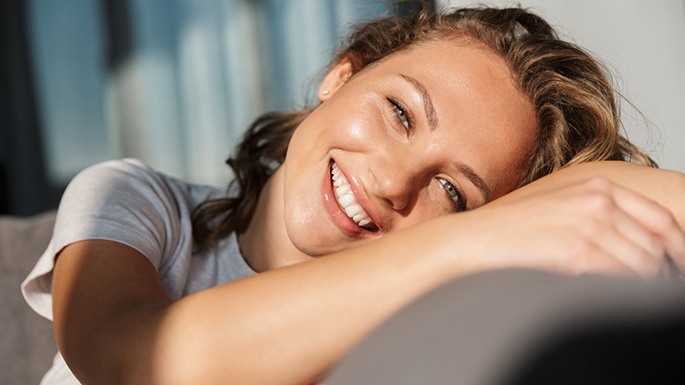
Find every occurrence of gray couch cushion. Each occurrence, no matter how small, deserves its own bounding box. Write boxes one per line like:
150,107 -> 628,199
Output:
0,211 -> 57,385
327,269 -> 685,385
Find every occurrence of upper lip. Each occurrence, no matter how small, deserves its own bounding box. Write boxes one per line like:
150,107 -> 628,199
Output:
330,160 -> 381,232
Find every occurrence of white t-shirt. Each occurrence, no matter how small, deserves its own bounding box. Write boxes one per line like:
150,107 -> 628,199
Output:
21,159 -> 256,384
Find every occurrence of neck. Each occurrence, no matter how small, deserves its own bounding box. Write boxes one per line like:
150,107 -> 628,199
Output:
239,167 -> 312,272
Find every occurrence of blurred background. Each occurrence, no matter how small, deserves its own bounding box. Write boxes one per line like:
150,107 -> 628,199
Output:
1,0 -> 684,216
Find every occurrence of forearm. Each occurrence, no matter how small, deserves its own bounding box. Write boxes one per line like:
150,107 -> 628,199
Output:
54,220 -> 475,385
155,216 -> 470,385
498,161 -> 685,227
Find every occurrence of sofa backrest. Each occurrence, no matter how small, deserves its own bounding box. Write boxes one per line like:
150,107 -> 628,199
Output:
0,211 -> 57,385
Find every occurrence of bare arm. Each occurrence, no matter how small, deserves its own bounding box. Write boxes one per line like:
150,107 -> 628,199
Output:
54,221 -> 470,385
52,161 -> 685,385
485,161 -> 685,274
497,161 -> 685,228
52,241 -> 171,384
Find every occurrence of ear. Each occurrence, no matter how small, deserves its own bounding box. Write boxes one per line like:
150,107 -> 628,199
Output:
318,59 -> 353,101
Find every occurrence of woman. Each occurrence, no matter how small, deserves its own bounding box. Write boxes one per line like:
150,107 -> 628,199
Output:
22,4 -> 685,385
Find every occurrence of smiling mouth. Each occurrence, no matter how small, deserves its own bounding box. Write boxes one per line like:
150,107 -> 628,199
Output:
330,162 -> 379,232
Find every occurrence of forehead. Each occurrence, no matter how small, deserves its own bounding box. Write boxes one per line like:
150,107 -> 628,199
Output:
384,39 -> 519,98
364,39 -> 538,197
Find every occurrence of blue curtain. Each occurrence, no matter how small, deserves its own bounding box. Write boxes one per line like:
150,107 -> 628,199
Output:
27,0 -> 390,187
27,0 -> 108,184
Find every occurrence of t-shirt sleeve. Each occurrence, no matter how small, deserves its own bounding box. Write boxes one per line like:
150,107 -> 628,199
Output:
21,158 -> 190,320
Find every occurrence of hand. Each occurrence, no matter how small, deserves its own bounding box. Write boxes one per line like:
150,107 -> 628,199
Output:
464,177 -> 685,279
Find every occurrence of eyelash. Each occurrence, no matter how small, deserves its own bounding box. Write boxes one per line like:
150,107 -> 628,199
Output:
438,178 -> 467,212
387,98 -> 413,132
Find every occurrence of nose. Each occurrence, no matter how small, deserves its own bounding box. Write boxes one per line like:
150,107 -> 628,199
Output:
367,152 -> 422,212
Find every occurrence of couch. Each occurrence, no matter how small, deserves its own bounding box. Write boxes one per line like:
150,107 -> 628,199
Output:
327,269 -> 685,384
1,211 -> 57,384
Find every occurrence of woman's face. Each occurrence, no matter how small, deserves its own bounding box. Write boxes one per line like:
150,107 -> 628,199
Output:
281,39 -> 537,256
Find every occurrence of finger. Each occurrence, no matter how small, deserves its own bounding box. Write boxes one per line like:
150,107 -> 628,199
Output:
566,235 -> 637,277
608,183 -> 685,272
565,178 -> 663,277
589,210 -> 664,279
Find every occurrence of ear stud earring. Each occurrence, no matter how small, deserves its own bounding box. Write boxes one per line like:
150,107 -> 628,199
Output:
322,90 -> 330,95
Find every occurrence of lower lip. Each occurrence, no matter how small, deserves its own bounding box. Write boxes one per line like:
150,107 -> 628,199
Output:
321,163 -> 367,237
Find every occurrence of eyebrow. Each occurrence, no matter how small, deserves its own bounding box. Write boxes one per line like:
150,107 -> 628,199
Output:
457,163 -> 492,204
399,74 -> 438,131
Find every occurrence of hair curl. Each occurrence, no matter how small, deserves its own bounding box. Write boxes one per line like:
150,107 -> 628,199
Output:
192,3 -> 655,249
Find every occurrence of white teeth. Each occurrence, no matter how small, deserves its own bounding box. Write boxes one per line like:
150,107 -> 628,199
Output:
344,204 -> 363,218
337,193 -> 356,207
330,162 -> 375,230
335,184 -> 351,196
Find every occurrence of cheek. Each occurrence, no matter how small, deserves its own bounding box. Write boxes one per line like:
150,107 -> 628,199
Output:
318,93 -> 388,148
348,121 -> 370,143
284,195 -> 321,241
392,190 -> 453,231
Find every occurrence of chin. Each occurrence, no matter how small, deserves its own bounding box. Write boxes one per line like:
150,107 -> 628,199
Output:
289,232 -> 348,258
286,222 -> 353,258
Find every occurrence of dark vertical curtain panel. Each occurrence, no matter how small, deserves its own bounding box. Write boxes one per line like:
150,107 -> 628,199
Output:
0,0 -> 58,215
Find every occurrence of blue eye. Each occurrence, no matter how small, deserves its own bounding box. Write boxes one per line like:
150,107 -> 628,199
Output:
388,98 -> 411,130
438,178 -> 467,212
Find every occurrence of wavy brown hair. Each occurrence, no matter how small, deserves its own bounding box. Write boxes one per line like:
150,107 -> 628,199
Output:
192,3 -> 655,249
